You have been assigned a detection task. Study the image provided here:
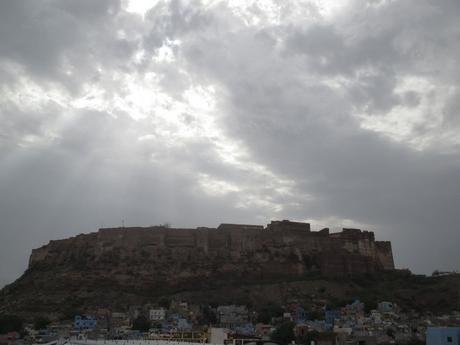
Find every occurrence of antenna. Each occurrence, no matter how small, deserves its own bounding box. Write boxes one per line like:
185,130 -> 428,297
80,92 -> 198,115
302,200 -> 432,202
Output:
122,218 -> 125,228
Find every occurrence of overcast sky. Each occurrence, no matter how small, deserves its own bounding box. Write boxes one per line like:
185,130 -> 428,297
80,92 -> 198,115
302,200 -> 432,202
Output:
1,0 -> 459,286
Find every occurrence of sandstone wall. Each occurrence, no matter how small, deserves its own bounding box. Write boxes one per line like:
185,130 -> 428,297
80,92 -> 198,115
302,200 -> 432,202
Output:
375,241 -> 395,270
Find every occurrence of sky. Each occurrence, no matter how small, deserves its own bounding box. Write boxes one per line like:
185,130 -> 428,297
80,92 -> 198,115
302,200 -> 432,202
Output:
1,0 -> 460,287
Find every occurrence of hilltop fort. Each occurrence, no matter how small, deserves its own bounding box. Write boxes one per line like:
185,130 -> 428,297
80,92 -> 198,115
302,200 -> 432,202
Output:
2,220 -> 395,314
29,220 -> 394,277
3,220 -> 460,317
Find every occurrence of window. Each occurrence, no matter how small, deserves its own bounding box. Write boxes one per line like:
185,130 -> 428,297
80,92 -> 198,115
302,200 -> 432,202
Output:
447,336 -> 452,343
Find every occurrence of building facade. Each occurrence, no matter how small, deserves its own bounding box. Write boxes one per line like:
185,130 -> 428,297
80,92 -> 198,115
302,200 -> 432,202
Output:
74,315 -> 97,329
149,308 -> 166,321
427,327 -> 460,345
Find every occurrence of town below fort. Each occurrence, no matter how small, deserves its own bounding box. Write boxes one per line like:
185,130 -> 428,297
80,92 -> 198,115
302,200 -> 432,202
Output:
1,221 -> 459,345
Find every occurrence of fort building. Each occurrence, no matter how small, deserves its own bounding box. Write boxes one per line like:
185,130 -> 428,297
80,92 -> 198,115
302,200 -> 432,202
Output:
29,220 -> 394,281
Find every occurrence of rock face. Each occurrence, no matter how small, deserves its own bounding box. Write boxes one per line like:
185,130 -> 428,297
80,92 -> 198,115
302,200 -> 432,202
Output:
2,220 -> 394,314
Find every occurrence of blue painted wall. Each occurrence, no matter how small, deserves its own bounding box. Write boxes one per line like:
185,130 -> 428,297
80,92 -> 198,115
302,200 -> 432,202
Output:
427,327 -> 460,345
74,315 -> 97,329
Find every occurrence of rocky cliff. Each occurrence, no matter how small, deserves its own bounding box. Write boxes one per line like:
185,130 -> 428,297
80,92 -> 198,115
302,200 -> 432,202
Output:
1,220 -> 394,314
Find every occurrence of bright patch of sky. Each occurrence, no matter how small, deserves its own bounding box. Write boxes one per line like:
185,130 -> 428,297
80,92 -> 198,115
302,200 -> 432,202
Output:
125,0 -> 160,16
355,76 -> 460,151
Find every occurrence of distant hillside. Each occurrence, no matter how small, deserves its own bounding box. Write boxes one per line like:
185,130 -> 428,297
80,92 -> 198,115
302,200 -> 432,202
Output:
164,270 -> 460,314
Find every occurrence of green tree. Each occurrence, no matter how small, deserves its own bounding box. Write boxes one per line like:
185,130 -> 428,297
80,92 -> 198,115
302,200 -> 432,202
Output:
60,308 -> 83,321
158,297 -> 171,310
257,303 -> 284,324
132,315 -> 150,332
297,331 -> 336,345
270,321 -> 295,345
0,315 -> 23,334
34,316 -> 51,330
386,328 -> 395,339
406,338 -> 425,345
200,305 -> 217,325
309,310 -> 325,321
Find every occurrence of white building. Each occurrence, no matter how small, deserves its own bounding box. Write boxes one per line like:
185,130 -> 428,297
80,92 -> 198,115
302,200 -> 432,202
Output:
209,327 -> 229,344
149,308 -> 166,321
216,305 -> 248,326
378,301 -> 396,313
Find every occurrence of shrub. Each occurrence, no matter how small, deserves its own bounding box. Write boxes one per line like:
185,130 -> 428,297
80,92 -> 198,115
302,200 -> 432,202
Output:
132,315 -> 150,332
270,321 -> 295,345
0,315 -> 23,334
34,316 -> 51,330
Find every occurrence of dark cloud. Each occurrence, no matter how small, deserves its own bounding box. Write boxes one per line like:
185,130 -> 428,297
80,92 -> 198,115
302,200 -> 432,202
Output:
1,0 -> 460,286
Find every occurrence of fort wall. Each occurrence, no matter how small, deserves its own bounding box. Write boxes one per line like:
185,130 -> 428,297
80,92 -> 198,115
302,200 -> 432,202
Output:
28,220 -> 395,282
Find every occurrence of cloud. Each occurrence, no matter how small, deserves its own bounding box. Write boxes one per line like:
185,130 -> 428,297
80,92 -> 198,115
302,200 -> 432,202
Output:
1,0 -> 460,285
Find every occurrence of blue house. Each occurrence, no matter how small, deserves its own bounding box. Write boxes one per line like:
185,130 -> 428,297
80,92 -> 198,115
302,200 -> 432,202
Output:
294,306 -> 307,324
177,318 -> 192,331
234,323 -> 255,336
427,327 -> 460,345
325,310 -> 341,327
74,315 -> 97,330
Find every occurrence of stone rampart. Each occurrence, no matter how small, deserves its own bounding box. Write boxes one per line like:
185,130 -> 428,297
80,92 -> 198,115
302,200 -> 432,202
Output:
28,220 -> 394,279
